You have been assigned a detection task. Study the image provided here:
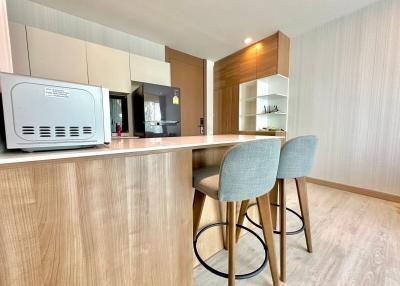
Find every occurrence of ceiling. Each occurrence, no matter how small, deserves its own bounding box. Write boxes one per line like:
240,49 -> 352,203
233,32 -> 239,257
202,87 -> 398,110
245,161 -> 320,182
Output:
30,0 -> 380,61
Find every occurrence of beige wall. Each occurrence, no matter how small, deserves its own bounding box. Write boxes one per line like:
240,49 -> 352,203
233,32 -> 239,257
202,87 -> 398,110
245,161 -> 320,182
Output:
288,0 -> 400,195
0,0 -> 12,73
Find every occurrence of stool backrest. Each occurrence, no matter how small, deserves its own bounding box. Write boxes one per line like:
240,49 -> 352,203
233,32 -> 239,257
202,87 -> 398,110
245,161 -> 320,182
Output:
218,139 -> 281,201
277,135 -> 318,179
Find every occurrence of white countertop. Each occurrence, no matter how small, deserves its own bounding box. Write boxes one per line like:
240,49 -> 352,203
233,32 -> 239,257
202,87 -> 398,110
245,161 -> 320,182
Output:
0,135 -> 283,167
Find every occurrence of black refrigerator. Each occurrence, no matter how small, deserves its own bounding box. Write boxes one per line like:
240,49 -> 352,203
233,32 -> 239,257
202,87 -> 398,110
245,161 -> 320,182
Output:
133,82 -> 181,138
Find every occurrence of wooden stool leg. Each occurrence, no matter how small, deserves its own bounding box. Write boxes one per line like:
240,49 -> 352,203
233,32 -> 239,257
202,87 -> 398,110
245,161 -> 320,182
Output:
278,179 -> 286,282
236,200 -> 249,242
227,202 -> 236,286
295,177 -> 313,253
270,181 -> 279,230
257,193 -> 279,286
193,190 -> 206,239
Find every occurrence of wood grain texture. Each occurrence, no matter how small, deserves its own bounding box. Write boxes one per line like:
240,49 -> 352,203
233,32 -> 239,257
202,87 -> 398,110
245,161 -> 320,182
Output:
213,32 -> 290,135
296,177 -> 313,253
227,202 -> 236,286
256,33 -> 279,79
277,32 -> 290,77
278,179 -> 286,282
0,0 -> 13,73
194,180 -> 400,286
288,0 -> 400,197
0,150 -> 193,286
165,47 -> 205,136
256,193 -> 279,286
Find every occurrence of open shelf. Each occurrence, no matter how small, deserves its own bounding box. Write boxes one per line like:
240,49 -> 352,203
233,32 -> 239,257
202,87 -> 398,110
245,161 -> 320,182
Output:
239,74 -> 289,132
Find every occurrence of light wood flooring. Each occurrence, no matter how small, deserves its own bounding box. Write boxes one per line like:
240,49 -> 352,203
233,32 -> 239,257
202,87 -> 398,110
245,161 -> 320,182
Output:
193,180 -> 400,286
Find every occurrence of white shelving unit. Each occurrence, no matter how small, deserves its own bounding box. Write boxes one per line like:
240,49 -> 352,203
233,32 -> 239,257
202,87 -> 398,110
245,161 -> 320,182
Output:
239,74 -> 289,132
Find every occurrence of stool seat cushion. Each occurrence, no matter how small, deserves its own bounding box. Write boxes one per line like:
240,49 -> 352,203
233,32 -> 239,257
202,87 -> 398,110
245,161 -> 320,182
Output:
193,166 -> 220,200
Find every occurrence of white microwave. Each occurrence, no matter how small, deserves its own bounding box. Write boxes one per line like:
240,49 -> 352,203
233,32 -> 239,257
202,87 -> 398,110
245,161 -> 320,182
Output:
0,73 -> 111,151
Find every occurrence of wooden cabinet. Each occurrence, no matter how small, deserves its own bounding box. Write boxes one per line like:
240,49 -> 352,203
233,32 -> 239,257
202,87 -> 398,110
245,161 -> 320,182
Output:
165,47 -> 205,136
86,42 -> 131,93
256,33 -> 279,78
130,54 -> 171,86
8,22 -> 30,75
214,84 -> 239,134
26,26 -> 88,84
214,31 -> 290,135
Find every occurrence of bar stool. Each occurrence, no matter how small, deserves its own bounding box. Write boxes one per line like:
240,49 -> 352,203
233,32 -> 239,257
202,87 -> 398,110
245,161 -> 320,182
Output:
192,139 -> 281,286
237,135 -> 318,282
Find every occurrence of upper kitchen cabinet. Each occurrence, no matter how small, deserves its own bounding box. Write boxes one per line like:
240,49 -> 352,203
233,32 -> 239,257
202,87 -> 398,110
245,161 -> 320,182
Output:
26,26 -> 88,84
8,22 -> 30,75
130,54 -> 171,86
86,42 -> 131,93
256,32 -> 289,78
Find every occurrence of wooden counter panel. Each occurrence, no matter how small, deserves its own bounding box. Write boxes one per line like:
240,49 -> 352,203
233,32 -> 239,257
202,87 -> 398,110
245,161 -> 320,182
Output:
0,150 -> 193,286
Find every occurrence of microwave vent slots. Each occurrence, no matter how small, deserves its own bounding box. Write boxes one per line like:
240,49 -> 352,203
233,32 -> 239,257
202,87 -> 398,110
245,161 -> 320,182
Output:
69,126 -> 80,137
39,126 -> 51,138
55,126 -> 66,137
83,126 -> 92,134
22,126 -> 35,135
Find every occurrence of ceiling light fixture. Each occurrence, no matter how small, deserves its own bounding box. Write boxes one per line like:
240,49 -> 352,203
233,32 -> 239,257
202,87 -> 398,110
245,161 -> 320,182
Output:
244,38 -> 252,45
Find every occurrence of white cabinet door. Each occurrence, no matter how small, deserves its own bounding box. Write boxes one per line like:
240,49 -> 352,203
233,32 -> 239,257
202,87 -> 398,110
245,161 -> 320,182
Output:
130,54 -> 171,86
86,42 -> 131,93
27,26 -> 88,84
8,22 -> 30,75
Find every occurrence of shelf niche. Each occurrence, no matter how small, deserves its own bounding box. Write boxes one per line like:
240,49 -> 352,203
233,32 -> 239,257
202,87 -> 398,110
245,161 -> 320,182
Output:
239,74 -> 288,132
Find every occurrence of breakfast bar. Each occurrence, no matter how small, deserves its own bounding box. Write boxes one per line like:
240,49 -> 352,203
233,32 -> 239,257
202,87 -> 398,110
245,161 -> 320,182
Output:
0,135 -> 282,286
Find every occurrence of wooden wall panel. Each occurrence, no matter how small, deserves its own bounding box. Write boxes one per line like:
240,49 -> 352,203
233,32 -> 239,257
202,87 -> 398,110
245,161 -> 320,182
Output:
288,0 -> 400,196
277,32 -> 290,77
165,47 -> 205,136
0,151 -> 193,286
213,31 -> 289,135
256,33 -> 279,78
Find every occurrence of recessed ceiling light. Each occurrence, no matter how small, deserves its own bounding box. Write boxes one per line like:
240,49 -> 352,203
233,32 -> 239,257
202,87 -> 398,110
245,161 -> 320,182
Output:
244,38 -> 252,45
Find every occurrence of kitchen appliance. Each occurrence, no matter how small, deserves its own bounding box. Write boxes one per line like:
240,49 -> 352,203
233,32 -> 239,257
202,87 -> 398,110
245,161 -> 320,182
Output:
0,73 -> 111,151
133,82 -> 180,138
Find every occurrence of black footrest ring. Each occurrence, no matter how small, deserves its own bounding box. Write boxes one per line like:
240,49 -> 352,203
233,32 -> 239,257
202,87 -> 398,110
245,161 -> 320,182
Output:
245,203 -> 305,235
193,222 -> 268,280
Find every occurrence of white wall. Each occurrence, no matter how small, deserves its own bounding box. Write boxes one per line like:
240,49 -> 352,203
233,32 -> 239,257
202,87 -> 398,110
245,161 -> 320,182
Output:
0,0 -> 12,73
288,0 -> 400,195
6,0 -> 165,61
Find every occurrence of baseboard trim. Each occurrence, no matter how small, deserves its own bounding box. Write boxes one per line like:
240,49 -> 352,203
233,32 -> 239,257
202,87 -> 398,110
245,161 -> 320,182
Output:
306,177 -> 400,204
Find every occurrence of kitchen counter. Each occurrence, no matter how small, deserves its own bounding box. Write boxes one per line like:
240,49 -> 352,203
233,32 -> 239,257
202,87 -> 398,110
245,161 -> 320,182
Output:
0,134 -> 281,167
0,135 -> 281,286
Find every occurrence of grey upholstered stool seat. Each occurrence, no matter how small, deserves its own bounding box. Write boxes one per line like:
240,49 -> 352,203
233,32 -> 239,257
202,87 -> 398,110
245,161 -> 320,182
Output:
193,166 -> 219,199
237,135 -> 318,283
192,139 -> 281,286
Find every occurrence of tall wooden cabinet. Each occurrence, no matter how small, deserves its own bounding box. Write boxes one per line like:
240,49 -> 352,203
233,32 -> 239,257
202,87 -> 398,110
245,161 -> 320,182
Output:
213,31 -> 290,135
165,47 -> 205,136
27,26 -> 88,84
